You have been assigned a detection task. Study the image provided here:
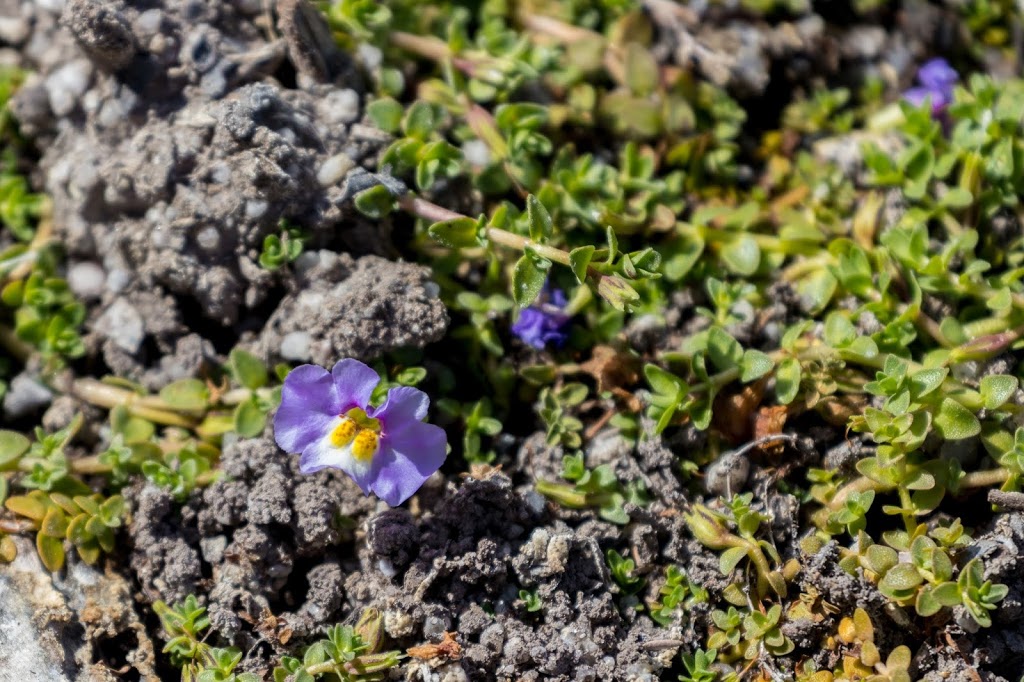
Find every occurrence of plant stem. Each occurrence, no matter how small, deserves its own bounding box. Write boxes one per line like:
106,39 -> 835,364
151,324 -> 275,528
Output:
397,194 -> 576,267
72,379 -> 199,428
826,466 -> 1011,515
304,661 -> 344,676
960,467 -> 1010,489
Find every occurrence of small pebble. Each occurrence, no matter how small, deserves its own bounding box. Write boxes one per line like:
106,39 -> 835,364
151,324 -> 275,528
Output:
317,152 -> 355,187
99,298 -> 145,353
45,59 -> 92,117
67,261 -> 106,299
195,226 -> 221,252
2,374 -> 54,420
357,43 -> 383,71
704,450 -> 751,497
0,16 -> 30,45
423,615 -> 448,639
280,331 -> 312,361
319,88 -> 360,125
463,139 -> 491,167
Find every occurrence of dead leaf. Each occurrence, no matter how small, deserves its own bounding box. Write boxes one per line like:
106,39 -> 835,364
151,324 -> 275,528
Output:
753,405 -> 788,456
407,631 -> 462,661
712,381 -> 765,443
579,345 -> 641,411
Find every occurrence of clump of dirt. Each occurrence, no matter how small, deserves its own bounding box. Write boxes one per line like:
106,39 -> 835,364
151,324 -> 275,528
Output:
6,0 -> 445,390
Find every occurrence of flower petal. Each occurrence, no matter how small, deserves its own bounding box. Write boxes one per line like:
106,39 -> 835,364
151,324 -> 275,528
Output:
371,421 -> 448,506
903,86 -> 931,108
274,364 -> 340,453
373,385 -> 430,425
332,359 -> 380,411
917,58 -> 957,91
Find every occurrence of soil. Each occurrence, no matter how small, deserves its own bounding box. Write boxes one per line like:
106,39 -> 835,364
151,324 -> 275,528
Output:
2,0 -> 1024,681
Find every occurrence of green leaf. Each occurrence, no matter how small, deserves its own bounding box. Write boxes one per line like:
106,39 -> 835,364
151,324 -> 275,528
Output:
915,585 -> 943,617
36,533 -> 65,572
707,327 -> 742,372
823,313 -> 856,348
719,546 -> 748,575
353,185 -> 395,219
233,400 -> 267,438
366,97 -> 404,133
934,398 -> 981,440
909,367 -> 948,399
980,374 -> 1018,410
624,42 -> 660,96
740,349 -> 774,383
797,269 -> 838,314
775,358 -> 801,405
403,101 -> 436,139
526,195 -> 553,243
512,255 -> 547,307
940,186 -> 973,209
229,349 -> 268,390
879,563 -> 924,591
428,217 -> 480,249
0,430 -> 30,469
569,246 -> 594,284
645,364 -> 686,397
159,379 -> 210,411
720,235 -> 760,276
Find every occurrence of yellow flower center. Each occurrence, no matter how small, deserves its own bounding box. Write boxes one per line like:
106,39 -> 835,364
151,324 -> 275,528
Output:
330,419 -> 357,448
352,430 -> 379,461
329,407 -> 381,461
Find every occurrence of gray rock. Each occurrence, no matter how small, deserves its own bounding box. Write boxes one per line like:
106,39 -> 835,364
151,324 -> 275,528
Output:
0,535 -> 158,680
2,372 -> 54,420
97,298 -> 144,353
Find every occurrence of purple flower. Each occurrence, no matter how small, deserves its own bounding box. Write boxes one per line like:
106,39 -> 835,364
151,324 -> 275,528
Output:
273,359 -> 447,506
512,288 -> 570,349
904,58 -> 957,116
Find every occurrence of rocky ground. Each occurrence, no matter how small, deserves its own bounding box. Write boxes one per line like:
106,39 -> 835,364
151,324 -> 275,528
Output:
2,0 -> 1024,681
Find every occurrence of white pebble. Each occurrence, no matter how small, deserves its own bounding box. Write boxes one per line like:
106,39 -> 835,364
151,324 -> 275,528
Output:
135,9 -> 163,35
0,17 -> 30,45
322,88 -> 360,125
105,269 -> 130,293
357,44 -> 383,71
245,199 -> 268,219
462,139 -> 491,168
195,227 -> 220,251
45,59 -> 92,117
98,299 -> 144,353
280,331 -> 312,361
317,152 -> 354,187
67,262 -> 106,300
377,558 -> 397,578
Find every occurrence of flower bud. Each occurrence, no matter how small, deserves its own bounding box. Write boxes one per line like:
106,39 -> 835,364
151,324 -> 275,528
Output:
684,506 -> 733,550
355,608 -> 384,654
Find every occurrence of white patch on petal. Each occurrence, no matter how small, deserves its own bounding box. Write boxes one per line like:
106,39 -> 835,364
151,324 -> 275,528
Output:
300,416 -> 373,484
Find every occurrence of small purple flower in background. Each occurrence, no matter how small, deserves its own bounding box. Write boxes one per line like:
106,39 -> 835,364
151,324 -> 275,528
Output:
274,359 -> 447,506
904,58 -> 958,116
512,287 -> 571,349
